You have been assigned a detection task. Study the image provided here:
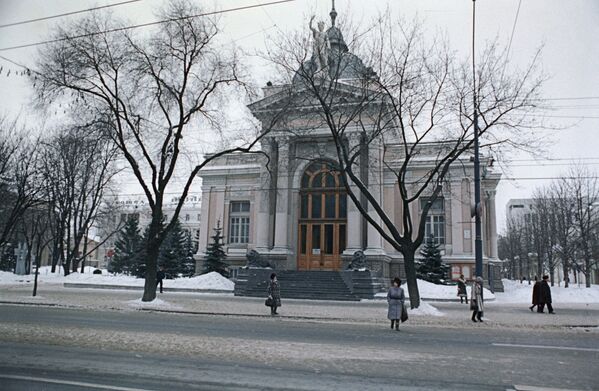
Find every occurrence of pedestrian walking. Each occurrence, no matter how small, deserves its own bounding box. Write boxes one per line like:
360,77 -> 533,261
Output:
457,274 -> 468,304
267,272 -> 281,315
470,276 -> 484,322
537,275 -> 555,314
387,277 -> 405,331
529,275 -> 540,312
156,265 -> 166,294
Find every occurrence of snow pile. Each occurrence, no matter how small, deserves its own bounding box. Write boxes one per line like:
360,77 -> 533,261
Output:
407,300 -> 444,317
0,267 -> 234,291
127,298 -> 182,310
496,279 -> 599,304
374,279 -> 495,301
172,272 -> 234,290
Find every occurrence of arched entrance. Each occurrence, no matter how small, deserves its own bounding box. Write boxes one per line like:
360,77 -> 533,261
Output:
297,162 -> 347,270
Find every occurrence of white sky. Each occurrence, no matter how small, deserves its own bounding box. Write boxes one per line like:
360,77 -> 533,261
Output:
1,0 -> 598,232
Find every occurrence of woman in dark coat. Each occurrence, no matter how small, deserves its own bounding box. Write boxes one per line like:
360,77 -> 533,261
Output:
387,277 -> 405,330
457,274 -> 468,304
538,275 -> 554,314
470,276 -> 484,322
529,276 -> 540,312
267,272 -> 281,315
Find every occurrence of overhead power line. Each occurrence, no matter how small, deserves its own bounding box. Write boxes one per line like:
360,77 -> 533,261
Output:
506,0 -> 522,58
0,0 -> 295,52
0,0 -> 143,29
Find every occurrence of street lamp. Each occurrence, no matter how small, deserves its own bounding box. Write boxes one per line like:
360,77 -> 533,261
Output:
472,0 -> 483,278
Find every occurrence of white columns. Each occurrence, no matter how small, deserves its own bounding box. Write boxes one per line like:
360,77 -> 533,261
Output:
255,140 -> 273,252
344,133 -> 362,254
487,189 -> 498,258
273,136 -> 290,252
365,139 -> 384,254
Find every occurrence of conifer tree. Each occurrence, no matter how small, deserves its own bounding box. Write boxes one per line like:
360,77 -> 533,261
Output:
109,216 -> 142,275
416,236 -> 449,284
157,219 -> 187,278
132,225 -> 150,278
181,230 -> 197,277
203,221 -> 229,277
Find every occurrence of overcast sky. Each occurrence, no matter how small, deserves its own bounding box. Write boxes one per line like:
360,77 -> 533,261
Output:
1,0 -> 598,231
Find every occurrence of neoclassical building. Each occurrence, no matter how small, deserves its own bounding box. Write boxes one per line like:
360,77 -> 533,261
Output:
195,7 -> 501,288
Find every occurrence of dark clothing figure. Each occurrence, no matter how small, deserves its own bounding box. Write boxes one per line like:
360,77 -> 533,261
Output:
156,269 -> 166,293
267,278 -> 281,315
530,279 -> 541,312
538,277 -> 554,314
457,277 -> 468,304
387,285 -> 405,330
470,277 -> 484,322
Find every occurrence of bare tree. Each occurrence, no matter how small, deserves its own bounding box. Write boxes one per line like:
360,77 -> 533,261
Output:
38,125 -> 119,276
264,14 -> 544,307
35,0 -> 267,301
549,179 -> 577,287
503,215 -> 526,280
0,127 -> 43,251
567,166 -> 599,288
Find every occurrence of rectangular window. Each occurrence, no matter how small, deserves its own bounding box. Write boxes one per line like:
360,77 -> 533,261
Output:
311,194 -> 322,219
185,214 -> 190,221
425,215 -> 445,245
421,197 -> 445,245
229,201 -> 251,244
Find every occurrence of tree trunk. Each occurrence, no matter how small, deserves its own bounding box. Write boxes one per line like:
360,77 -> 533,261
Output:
562,258 -> 569,288
50,241 -> 60,273
402,249 -> 420,309
142,217 -> 162,302
80,233 -> 89,273
32,254 -> 41,297
549,265 -> 555,287
585,259 -> 591,288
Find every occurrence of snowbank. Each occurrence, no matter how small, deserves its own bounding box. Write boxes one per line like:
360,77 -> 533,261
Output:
374,279 -> 495,301
127,298 -> 182,310
496,279 -> 599,304
0,267 -> 234,291
408,300 -> 444,317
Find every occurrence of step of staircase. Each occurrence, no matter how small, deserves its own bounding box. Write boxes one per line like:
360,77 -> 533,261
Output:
235,270 -> 361,301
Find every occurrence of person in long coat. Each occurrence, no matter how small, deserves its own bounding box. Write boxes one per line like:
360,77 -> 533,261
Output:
538,275 -> 555,314
457,274 -> 468,304
470,276 -> 484,322
529,276 -> 540,312
387,277 -> 405,330
267,272 -> 281,315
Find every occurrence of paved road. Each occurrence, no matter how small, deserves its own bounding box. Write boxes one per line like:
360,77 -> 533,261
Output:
0,304 -> 597,390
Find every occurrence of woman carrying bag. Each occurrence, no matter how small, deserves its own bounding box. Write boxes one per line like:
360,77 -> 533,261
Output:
266,272 -> 281,315
470,276 -> 484,322
387,277 -> 406,330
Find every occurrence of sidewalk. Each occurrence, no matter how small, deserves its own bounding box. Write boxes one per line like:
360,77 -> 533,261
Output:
1,283 -> 597,331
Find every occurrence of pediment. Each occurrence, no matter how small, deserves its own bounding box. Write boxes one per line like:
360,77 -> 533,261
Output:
248,82 -> 377,116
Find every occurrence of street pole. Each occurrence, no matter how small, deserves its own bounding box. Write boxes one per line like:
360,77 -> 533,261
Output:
472,0 -> 483,278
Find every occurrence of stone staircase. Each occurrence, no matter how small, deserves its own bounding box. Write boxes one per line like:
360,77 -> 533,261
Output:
235,269 -> 361,301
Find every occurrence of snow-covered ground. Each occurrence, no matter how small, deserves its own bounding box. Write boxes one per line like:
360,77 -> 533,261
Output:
0,267 -> 234,291
375,279 -> 495,301
2,269 -> 598,306
495,278 -> 599,304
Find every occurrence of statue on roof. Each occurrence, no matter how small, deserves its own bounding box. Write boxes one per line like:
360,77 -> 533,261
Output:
309,15 -> 330,74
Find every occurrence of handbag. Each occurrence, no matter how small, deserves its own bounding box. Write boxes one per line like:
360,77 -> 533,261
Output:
265,296 -> 274,307
400,303 -> 408,323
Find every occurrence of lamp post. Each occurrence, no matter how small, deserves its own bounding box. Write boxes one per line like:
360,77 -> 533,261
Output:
472,0 -> 483,278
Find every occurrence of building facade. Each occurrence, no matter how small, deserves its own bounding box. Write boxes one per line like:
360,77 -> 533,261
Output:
196,8 -> 502,287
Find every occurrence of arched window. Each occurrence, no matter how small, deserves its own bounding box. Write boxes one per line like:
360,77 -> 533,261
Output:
298,162 -> 347,270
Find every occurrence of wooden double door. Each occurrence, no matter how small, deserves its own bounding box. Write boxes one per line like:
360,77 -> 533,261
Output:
297,163 -> 347,271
